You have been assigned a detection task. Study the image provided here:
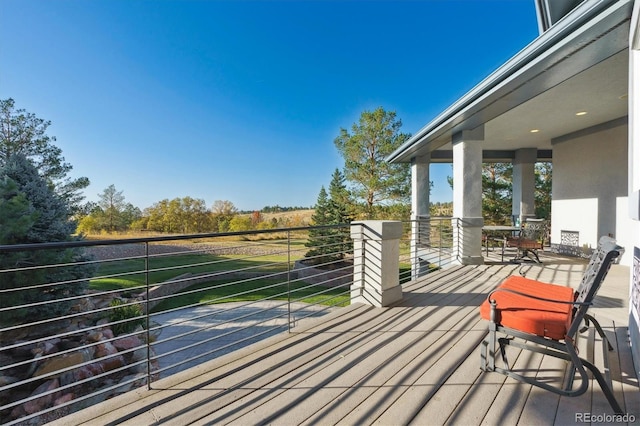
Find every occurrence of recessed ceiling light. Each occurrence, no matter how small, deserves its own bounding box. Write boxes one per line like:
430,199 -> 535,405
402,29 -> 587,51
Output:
530,129 -> 540,133
576,111 -> 587,116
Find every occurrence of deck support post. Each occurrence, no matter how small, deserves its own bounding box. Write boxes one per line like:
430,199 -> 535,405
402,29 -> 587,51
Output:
411,155 -> 431,278
351,220 -> 403,307
512,148 -> 537,223
452,129 -> 484,265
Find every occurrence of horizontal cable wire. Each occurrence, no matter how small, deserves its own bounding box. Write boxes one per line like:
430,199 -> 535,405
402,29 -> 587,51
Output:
0,223 -> 387,424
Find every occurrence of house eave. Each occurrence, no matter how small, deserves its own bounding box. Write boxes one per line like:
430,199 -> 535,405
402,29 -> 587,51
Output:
387,0 -> 633,164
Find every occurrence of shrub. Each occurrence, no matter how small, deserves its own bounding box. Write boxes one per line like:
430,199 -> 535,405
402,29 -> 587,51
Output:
108,299 -> 145,336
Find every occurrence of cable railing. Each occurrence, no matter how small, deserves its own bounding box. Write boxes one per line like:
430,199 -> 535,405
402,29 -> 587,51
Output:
0,224 -> 353,425
400,217 -> 456,284
1,218 -> 460,425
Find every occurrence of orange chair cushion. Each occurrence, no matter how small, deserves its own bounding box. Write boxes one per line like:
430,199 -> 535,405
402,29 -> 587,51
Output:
480,275 -> 575,340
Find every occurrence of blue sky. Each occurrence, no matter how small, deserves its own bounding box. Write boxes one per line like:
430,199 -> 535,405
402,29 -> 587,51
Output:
1,0 -> 538,212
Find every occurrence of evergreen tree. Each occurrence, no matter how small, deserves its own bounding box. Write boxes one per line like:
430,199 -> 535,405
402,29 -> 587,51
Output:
326,169 -> 352,256
482,163 -> 512,225
0,154 -> 94,326
535,162 -> 552,219
0,98 -> 90,213
305,187 -> 335,263
305,177 -> 354,264
334,107 -> 411,218
98,184 -> 126,232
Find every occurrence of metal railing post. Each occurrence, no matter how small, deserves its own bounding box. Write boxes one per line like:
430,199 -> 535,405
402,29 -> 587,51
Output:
145,241 -> 151,390
438,218 -> 443,267
287,229 -> 291,332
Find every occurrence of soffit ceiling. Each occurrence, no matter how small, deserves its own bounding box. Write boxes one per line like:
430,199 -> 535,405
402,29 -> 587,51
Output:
457,50 -> 628,152
390,0 -> 632,163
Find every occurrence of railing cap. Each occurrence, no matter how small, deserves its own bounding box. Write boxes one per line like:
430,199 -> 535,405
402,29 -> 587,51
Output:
351,221 -> 403,240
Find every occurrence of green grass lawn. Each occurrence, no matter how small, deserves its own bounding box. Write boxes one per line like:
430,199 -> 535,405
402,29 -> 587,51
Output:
150,277 -> 350,313
90,251 -> 351,311
89,252 -> 292,291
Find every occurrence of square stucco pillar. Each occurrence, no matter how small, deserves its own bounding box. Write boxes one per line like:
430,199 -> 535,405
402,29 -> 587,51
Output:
411,155 -> 431,278
452,129 -> 484,265
351,221 -> 403,307
512,148 -> 537,222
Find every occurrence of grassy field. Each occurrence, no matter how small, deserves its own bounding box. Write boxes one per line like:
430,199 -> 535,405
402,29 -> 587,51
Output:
89,249 -> 351,312
89,252 -> 292,291
150,277 -> 350,312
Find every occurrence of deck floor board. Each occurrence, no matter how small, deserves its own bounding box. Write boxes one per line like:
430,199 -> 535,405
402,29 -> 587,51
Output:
48,261 -> 639,426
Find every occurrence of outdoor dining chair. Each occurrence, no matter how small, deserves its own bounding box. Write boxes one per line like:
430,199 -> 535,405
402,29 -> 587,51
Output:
501,218 -> 547,262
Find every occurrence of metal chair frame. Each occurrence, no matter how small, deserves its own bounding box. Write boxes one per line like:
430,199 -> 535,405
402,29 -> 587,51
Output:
480,236 -> 624,414
501,218 -> 547,263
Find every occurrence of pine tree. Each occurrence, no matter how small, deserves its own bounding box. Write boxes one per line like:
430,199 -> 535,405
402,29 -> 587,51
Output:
482,163 -> 512,225
305,174 -> 355,264
326,169 -> 352,257
0,154 -> 94,326
334,107 -> 411,218
305,187 -> 331,263
1,98 -> 90,213
535,162 -> 552,219
327,169 -> 351,223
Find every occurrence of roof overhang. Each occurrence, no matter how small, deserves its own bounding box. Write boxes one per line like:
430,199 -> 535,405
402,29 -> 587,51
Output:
388,0 -> 633,164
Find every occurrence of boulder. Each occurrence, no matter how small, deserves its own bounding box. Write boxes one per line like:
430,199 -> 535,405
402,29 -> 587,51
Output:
101,328 -> 114,340
94,342 -> 118,358
113,335 -> 143,351
53,392 -> 75,406
23,378 -> 59,414
99,355 -> 125,372
85,331 -> 103,343
33,349 -> 92,377
0,375 -> 19,386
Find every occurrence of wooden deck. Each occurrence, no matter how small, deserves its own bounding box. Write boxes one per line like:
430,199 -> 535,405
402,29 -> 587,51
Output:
50,260 -> 639,425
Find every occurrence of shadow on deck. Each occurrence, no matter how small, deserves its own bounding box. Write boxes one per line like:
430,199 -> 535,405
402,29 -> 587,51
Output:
50,262 -> 639,425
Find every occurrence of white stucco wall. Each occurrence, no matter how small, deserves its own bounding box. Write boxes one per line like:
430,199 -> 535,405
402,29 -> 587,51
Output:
551,121 -> 634,265
629,0 -> 640,383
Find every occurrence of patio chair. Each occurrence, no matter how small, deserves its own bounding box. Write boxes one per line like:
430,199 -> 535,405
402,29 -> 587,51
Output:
479,236 -> 624,414
501,218 -> 546,262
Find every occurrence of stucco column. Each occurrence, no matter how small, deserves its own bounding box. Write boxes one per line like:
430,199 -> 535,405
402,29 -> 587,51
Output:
512,148 -> 537,223
351,221 -> 403,307
452,129 -> 484,265
411,155 -> 431,278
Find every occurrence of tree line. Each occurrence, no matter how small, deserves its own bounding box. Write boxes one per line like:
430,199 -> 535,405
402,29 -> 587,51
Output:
75,189 -> 312,235
0,97 -> 552,320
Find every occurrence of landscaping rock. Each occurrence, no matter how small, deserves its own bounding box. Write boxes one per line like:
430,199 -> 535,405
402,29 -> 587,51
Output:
0,375 -> 19,386
101,328 -> 114,340
23,379 -> 59,415
98,355 -> 125,372
33,349 -> 92,377
85,331 -> 103,342
53,393 -> 75,406
94,342 -> 118,359
113,335 -> 143,351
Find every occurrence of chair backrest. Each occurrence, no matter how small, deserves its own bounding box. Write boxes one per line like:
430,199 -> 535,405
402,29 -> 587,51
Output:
569,236 -> 623,336
521,218 -> 546,242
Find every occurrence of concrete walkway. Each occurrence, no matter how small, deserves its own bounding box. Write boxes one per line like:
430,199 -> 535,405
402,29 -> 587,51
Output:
150,301 -> 337,378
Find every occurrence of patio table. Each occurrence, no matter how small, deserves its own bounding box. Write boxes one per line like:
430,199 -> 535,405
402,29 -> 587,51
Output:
482,225 -> 520,257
